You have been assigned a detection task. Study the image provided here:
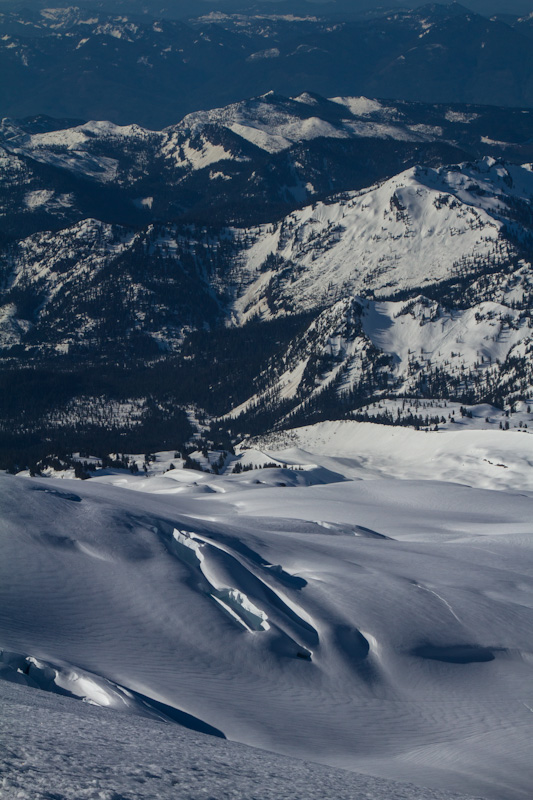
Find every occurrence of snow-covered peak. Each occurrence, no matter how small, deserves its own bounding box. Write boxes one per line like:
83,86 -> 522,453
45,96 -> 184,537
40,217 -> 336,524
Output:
171,93 -> 444,155
39,6 -> 87,29
0,117 -> 161,184
330,96 -> 395,118
28,119 -> 156,149
231,158 -> 527,320
175,96 -> 323,154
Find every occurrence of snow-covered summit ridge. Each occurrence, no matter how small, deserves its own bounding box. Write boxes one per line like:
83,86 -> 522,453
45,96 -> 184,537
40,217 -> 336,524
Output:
2,90 -> 425,171
232,158 -> 532,320
174,92 -> 436,154
1,88 -> 530,179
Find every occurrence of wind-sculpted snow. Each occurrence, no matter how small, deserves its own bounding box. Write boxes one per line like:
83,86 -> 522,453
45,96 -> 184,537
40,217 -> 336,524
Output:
0,682 -> 481,800
1,458 -> 533,799
170,525 -> 315,649
0,648 -> 224,736
171,529 -> 273,633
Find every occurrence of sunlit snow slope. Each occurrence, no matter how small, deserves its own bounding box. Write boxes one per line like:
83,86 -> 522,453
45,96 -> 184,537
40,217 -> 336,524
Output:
1,425 -> 533,800
232,158 -> 532,320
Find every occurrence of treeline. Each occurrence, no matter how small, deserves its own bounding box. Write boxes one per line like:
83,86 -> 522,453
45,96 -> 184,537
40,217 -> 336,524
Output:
352,411 -> 445,429
0,312 -> 316,469
0,409 -> 193,473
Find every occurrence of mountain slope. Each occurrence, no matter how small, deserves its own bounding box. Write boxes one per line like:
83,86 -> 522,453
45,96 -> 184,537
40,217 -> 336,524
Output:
2,157 -> 531,351
1,155 -> 532,456
219,158 -> 533,423
230,158 -> 532,317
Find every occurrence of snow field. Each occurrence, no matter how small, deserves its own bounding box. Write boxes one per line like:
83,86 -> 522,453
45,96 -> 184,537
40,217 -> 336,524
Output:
249,419 -> 533,492
0,679 -> 481,800
1,430 -> 533,800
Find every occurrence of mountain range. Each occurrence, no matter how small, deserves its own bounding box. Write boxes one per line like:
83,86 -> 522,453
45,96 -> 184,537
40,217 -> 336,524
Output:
2,3 -> 533,128
1,89 -> 532,235
1,91 -> 532,466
